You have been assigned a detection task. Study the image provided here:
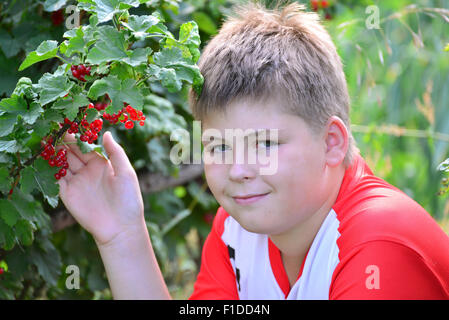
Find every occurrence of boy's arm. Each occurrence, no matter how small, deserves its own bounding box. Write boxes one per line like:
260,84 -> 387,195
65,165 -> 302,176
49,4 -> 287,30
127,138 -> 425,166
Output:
329,240 -> 449,299
95,216 -> 171,300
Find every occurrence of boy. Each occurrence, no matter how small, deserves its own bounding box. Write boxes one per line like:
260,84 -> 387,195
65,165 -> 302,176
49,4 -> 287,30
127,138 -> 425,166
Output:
57,1 -> 449,299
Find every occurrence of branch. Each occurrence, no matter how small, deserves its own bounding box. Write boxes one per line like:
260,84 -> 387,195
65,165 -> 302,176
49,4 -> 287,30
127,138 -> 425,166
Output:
51,163 -> 204,232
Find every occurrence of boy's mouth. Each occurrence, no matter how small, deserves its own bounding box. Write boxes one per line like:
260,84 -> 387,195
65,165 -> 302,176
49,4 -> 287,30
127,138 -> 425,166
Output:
232,192 -> 270,205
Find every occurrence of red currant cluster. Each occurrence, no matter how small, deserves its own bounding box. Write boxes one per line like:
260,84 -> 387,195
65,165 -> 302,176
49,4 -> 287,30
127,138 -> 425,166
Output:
40,137 -> 69,180
71,64 -> 91,82
64,116 -> 103,144
102,103 -> 146,129
80,117 -> 103,143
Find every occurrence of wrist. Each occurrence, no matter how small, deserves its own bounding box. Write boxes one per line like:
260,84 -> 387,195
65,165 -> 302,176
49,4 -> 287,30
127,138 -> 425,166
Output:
94,217 -> 148,250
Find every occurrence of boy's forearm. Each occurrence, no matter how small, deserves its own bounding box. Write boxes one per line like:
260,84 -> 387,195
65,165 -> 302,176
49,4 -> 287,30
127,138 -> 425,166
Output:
95,218 -> 172,300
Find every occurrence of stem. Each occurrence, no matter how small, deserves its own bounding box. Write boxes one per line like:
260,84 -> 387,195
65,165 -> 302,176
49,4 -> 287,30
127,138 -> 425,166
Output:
56,55 -> 70,65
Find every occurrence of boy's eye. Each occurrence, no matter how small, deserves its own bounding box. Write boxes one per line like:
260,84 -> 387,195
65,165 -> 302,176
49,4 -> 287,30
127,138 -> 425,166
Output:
210,144 -> 229,153
256,140 -> 277,148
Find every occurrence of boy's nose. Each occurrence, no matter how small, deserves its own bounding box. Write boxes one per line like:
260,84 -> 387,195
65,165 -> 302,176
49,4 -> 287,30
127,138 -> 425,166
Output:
228,160 -> 258,182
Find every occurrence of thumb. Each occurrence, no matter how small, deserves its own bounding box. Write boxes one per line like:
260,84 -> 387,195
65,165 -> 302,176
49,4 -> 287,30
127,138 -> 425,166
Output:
102,131 -> 133,176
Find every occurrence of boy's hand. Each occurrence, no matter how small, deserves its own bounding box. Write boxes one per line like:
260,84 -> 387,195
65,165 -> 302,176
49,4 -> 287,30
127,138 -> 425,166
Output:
56,131 -> 145,247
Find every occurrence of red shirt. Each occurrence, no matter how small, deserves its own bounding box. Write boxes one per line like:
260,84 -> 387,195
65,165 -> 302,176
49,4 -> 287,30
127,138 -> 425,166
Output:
189,154 -> 449,299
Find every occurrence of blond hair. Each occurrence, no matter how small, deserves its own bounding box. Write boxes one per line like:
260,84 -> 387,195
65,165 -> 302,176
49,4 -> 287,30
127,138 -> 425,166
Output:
188,0 -> 358,167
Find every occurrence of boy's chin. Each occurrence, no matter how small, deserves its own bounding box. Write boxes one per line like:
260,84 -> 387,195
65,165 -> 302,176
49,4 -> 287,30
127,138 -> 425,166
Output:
233,213 -> 279,235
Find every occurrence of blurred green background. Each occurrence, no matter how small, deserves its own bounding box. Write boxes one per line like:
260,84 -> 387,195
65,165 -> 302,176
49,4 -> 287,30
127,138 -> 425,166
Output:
0,0 -> 448,299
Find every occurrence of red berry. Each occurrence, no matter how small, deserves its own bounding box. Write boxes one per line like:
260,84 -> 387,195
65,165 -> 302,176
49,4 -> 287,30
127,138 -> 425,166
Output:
0,267 -> 4,275
59,168 -> 67,177
139,121 -> 145,126
54,172 -> 61,179
125,121 -> 134,129
310,0 -> 318,11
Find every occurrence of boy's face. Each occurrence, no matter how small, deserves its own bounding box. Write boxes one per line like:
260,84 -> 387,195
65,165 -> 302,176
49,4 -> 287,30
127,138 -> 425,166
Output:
202,98 -> 337,236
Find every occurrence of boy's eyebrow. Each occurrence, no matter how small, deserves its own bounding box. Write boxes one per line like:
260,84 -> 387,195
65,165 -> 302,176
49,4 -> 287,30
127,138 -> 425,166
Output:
202,128 -> 282,144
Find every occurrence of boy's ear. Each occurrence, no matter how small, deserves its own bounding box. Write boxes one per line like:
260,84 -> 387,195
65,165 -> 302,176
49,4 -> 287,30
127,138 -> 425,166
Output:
323,116 -> 348,167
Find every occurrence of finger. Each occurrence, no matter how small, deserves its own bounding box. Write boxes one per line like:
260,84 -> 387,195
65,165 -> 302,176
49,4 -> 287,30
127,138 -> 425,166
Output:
65,149 -> 85,173
102,131 -> 133,176
61,132 -> 98,164
55,144 -> 85,173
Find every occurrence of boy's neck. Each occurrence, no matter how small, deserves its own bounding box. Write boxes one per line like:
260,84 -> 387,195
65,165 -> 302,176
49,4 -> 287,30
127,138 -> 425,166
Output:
269,164 -> 346,262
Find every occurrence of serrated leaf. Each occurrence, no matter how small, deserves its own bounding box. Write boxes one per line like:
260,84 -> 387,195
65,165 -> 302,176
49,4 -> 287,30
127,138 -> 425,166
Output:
0,219 -> 16,250
20,166 -> 36,195
0,199 -> 21,227
0,140 -> 19,153
35,73 -> 73,105
150,47 -> 203,93
18,40 -> 59,71
31,158 -> 60,208
63,27 -> 88,56
93,0 -> 140,23
88,75 -> 143,113
123,47 -> 152,67
178,21 -> 201,63
121,14 -> 159,39
86,26 -> 128,64
0,166 -> 11,194
15,219 -> 35,246
52,94 -> 89,121
29,237 -> 62,285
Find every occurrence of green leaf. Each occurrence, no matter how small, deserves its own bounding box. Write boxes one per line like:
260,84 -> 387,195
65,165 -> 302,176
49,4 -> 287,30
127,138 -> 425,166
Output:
15,219 -> 35,246
92,0 -> 141,23
0,95 -> 32,132
12,77 -> 38,100
148,65 -> 182,92
86,26 -> 128,64
0,139 -> 19,153
178,21 -> 201,63
63,27 -> 89,57
0,199 -> 21,227
88,75 -> 143,113
0,219 -> 16,250
35,73 -> 73,105
52,94 -> 89,121
18,40 -> 59,71
123,47 -> 152,67
150,47 -> 203,93
121,14 -> 160,39
43,0 -> 68,11
192,12 -> 217,35
0,113 -> 17,137
20,166 -> 36,195
0,30 -> 21,58
29,237 -> 62,285
29,158 -> 60,208
0,166 -> 11,194
445,43 -> 449,52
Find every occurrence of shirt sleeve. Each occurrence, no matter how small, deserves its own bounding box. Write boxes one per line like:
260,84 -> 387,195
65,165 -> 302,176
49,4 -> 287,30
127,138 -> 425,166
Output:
189,209 -> 239,300
329,240 -> 449,299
